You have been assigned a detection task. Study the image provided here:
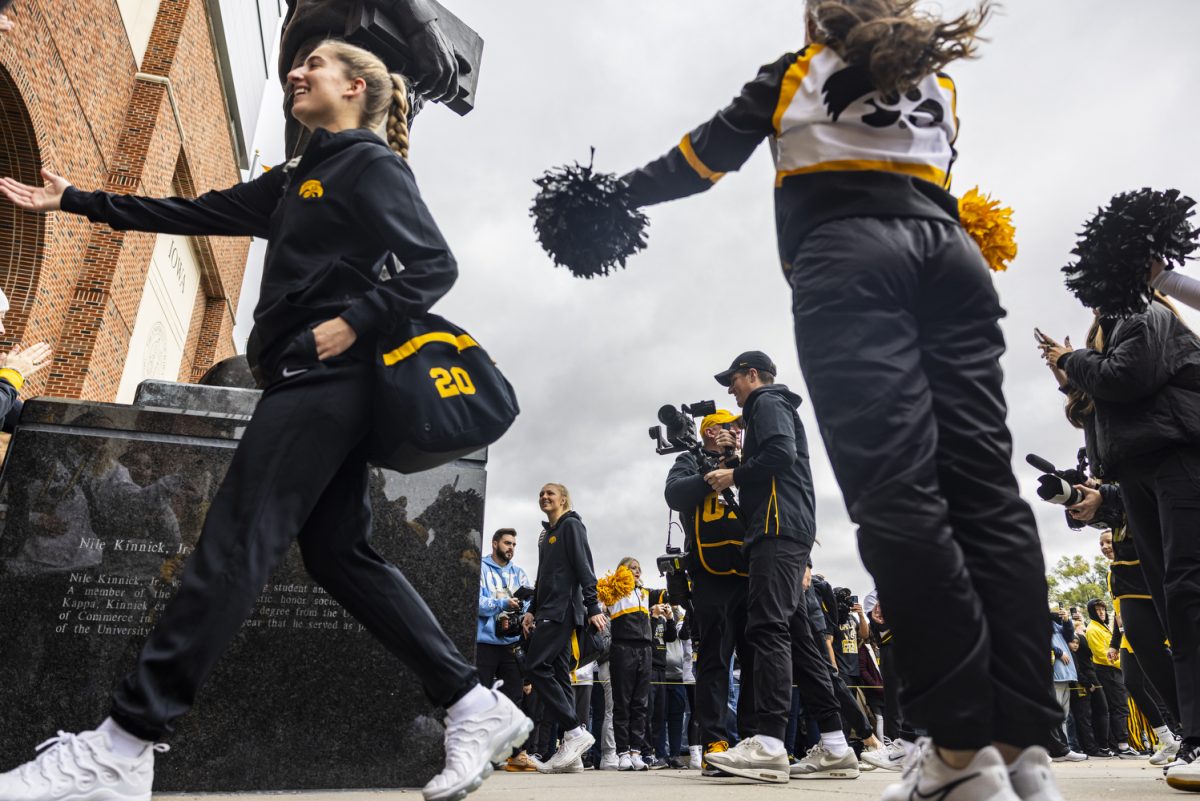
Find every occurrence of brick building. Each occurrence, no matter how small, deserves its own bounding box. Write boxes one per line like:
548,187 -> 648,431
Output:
0,0 -> 280,402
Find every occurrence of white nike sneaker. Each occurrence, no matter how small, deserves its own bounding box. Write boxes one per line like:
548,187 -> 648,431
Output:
1167,760 -> 1200,792
1150,736 -> 1181,766
599,753 -> 620,771
1049,750 -> 1086,763
562,757 -> 585,774
790,743 -> 860,779
703,736 -> 789,784
629,751 -> 648,771
423,687 -> 533,801
861,744 -> 898,772
688,745 -> 703,770
536,730 -> 595,774
1007,746 -> 1066,801
881,739 -> 1019,801
0,730 -> 168,801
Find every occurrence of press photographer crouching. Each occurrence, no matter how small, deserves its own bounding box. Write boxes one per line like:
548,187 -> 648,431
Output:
664,408 -> 755,774
701,352 -> 852,782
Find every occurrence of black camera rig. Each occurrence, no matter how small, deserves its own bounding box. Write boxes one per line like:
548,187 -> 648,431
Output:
1026,449 -> 1116,531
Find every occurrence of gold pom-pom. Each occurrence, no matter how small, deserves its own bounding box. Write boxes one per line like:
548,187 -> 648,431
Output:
597,565 -> 636,607
959,187 -> 1018,272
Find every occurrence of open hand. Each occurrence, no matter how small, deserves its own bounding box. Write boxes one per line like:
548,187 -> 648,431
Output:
589,613 -> 608,632
2,342 -> 54,379
0,169 -> 70,212
312,317 -> 357,360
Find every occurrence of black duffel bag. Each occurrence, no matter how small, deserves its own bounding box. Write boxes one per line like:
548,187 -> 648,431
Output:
369,314 -> 519,473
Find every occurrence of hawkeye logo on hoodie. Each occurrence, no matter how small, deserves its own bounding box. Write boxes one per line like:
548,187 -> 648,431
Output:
298,179 -> 324,199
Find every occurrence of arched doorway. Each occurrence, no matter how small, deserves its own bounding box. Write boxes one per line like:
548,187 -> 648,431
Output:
0,62 -> 46,348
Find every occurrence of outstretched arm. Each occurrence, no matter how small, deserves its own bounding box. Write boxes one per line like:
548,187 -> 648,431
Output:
621,52 -> 795,207
1,167 -> 286,239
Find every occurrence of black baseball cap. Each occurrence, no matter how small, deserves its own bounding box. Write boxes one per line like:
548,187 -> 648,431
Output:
714,351 -> 777,386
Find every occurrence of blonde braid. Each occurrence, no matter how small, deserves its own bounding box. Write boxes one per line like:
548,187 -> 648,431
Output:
386,74 -> 411,160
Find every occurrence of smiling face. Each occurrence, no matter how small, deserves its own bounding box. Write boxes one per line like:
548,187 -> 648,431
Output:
286,45 -> 364,131
539,484 -> 568,518
727,369 -> 757,408
1099,531 -> 1114,560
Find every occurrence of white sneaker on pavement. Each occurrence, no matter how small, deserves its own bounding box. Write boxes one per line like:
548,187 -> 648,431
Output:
1167,759 -> 1200,792
688,745 -> 703,770
0,730 -> 167,801
629,751 -> 648,771
789,743 -> 860,779
562,757 -> 585,774
881,739 -> 1020,801
599,753 -> 620,771
423,687 -> 533,801
1050,750 -> 1086,763
860,744 -> 897,772
536,730 -> 595,774
703,736 -> 789,784
617,752 -> 633,771
1151,736 -> 1181,767
1007,745 -> 1066,801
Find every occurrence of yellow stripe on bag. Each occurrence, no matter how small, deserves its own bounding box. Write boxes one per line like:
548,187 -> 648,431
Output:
381,332 -> 480,366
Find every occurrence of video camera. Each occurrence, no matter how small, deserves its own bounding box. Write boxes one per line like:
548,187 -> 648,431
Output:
1026,449 -> 1111,531
649,400 -> 741,494
656,545 -> 691,607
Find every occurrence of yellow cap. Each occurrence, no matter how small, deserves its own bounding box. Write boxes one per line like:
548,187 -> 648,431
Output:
700,410 -> 740,433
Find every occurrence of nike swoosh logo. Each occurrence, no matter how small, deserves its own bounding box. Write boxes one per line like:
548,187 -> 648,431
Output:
910,772 -> 982,801
281,367 -> 310,378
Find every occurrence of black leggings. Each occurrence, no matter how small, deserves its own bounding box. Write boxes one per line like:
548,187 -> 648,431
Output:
1119,595 -> 1180,728
610,641 -> 651,754
110,355 -> 477,739
788,217 -> 1060,749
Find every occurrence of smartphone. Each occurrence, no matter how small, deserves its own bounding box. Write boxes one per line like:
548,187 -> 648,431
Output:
849,595 -> 859,606
1034,327 -> 1050,345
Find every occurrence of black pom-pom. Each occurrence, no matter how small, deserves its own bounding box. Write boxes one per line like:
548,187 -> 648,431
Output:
1063,188 -> 1199,317
531,149 -> 649,279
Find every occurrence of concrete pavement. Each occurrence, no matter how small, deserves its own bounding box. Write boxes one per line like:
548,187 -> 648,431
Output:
156,758 -> 1181,800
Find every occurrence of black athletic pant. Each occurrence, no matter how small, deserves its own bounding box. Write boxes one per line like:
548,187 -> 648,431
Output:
1121,650 -> 1167,730
1119,447 -> 1200,740
1069,682 -> 1105,754
649,667 -> 667,757
788,217 -> 1061,750
525,618 -> 580,731
880,645 -> 916,741
1095,665 -> 1130,748
477,642 -> 523,706
610,640 -> 651,754
692,575 -> 755,746
747,536 -> 838,740
787,600 -> 843,735
830,668 -> 872,740
110,354 -> 477,739
1120,592 -> 1182,729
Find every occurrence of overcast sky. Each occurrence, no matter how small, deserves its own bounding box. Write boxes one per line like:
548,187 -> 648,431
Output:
237,1 -> 1200,597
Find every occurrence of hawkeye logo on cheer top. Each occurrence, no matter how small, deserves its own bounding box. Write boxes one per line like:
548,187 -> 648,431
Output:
298,179 -> 324,199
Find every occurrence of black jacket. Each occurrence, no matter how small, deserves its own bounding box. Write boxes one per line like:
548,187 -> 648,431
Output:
529,511 -> 601,626
1061,301 -> 1200,478
731,384 -> 816,545
61,128 -> 457,364
664,450 -> 747,578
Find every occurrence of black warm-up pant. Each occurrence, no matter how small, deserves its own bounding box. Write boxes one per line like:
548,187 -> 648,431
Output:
692,574 -> 755,746
610,640 -> 651,754
786,602 -> 843,736
1069,681 -> 1108,754
1122,650 -> 1167,731
1095,665 -> 1130,747
110,354 -> 478,739
788,217 -> 1061,750
880,645 -> 916,741
1119,596 -> 1180,729
746,536 -> 841,740
525,618 -> 580,731
1118,450 -> 1200,739
477,642 -> 524,706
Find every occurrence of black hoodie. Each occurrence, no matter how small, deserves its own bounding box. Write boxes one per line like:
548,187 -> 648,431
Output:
732,384 -> 816,545
529,511 -> 602,626
60,128 -> 457,364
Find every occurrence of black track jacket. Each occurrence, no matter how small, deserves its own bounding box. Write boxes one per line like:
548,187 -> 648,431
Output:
732,384 -> 816,546
61,128 -> 457,360
529,511 -> 602,626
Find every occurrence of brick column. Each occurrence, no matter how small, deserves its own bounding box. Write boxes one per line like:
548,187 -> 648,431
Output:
44,0 -> 190,399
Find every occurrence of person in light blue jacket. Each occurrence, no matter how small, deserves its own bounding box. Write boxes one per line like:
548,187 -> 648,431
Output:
478,529 -> 532,705
1051,613 -> 1081,758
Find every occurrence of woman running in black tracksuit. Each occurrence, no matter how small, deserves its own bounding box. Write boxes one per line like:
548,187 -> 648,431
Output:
0,39 -> 528,801
617,2 -> 1062,799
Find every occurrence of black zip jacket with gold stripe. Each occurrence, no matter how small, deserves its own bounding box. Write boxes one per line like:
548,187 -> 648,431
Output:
529,511 -> 602,626
732,384 -> 816,546
622,45 -> 960,268
60,128 -> 456,362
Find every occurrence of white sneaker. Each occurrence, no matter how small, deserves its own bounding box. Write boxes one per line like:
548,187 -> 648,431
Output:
423,688 -> 533,801
703,736 -> 789,784
1050,750 -> 1086,763
0,730 -> 167,801
861,745 -> 897,771
688,745 -> 703,770
629,751 -> 648,771
886,738 -> 916,769
1151,737 -> 1181,766
617,752 -> 633,771
562,757 -> 585,774
790,743 -> 860,779
882,739 -> 1019,801
599,753 -> 620,771
1007,746 -> 1065,801
1167,760 -> 1200,792
536,730 -> 595,774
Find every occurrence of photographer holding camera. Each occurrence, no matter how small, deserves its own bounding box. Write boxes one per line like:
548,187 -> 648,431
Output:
701,352 -> 853,782
664,409 -> 755,773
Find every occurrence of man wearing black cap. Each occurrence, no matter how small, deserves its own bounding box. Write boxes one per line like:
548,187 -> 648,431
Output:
701,352 -> 857,783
